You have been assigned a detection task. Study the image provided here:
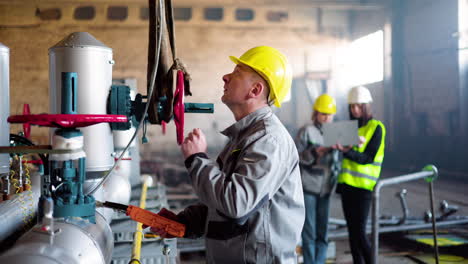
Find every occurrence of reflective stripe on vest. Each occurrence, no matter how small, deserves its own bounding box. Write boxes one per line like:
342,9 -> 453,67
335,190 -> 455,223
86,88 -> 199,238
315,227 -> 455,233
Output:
338,119 -> 386,191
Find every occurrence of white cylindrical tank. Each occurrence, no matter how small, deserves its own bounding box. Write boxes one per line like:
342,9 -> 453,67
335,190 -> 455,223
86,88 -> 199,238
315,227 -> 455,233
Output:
0,43 -> 9,174
49,32 -> 115,176
0,211 -> 113,264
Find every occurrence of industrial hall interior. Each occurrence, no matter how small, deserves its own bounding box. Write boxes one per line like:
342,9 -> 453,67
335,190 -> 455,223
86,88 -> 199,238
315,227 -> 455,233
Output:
1,0 -> 468,263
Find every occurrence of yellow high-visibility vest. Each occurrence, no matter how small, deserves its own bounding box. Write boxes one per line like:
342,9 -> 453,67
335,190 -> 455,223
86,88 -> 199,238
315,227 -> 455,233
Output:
338,119 -> 386,191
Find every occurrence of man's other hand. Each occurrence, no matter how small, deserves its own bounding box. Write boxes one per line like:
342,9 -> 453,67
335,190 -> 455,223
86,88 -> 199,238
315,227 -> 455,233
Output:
143,208 -> 179,238
315,146 -> 330,157
181,128 -> 207,159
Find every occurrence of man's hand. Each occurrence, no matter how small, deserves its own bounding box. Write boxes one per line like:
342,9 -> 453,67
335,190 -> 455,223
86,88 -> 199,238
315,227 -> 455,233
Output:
315,146 -> 330,158
332,143 -> 352,153
143,208 -> 179,238
181,128 -> 207,159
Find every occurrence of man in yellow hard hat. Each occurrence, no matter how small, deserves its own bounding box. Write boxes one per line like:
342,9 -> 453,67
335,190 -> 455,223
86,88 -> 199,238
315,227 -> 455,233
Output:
295,94 -> 340,264
146,46 -> 305,263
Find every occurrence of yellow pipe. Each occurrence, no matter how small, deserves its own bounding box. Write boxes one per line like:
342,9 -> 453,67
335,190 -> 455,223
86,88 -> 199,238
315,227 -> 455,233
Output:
129,176 -> 150,264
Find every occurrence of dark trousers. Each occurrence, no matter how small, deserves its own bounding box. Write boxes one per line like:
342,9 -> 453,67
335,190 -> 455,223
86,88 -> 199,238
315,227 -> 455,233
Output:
339,184 -> 372,264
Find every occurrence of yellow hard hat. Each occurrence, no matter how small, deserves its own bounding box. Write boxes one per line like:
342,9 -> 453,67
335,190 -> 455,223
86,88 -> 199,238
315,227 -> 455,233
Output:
229,46 -> 292,107
314,94 -> 336,114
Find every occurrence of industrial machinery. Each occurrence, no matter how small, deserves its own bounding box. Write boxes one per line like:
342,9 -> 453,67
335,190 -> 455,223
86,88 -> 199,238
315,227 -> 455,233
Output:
0,1 -> 213,262
0,36 -> 128,263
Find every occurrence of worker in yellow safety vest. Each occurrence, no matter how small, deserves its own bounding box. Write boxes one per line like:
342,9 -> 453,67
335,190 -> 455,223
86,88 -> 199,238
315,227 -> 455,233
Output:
333,86 -> 386,264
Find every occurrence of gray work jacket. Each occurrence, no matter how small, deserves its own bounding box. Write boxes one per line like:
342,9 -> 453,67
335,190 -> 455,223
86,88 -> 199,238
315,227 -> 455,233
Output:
179,107 -> 305,264
294,124 -> 340,196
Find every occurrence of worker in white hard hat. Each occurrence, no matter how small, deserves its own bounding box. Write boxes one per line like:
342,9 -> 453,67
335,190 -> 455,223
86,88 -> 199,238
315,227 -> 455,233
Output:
145,46 -> 305,263
333,86 -> 386,264
295,94 -> 341,264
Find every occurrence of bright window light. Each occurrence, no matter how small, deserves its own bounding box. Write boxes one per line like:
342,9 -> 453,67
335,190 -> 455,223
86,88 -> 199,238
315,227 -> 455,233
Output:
341,30 -> 384,86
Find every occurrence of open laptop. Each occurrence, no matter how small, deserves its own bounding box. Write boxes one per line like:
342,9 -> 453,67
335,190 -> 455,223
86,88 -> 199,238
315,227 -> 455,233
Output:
322,120 -> 359,147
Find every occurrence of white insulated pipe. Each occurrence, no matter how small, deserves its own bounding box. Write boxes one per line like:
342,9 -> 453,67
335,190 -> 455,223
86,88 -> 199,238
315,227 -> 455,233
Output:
0,43 -> 9,174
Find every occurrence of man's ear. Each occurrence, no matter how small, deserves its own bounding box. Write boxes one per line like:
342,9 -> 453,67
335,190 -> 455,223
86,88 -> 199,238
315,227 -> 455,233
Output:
248,81 -> 265,99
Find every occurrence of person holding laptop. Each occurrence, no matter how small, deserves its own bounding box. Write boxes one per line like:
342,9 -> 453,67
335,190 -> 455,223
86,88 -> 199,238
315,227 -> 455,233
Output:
295,94 -> 341,264
333,86 -> 386,264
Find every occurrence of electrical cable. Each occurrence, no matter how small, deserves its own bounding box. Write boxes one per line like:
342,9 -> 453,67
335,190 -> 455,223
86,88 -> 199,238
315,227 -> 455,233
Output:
9,133 -> 48,173
20,156 -> 35,228
87,0 -> 165,196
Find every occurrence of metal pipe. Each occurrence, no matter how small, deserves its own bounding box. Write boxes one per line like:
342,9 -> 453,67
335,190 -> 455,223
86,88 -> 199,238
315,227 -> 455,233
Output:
0,171 -> 40,243
371,166 -> 437,264
396,189 -> 409,225
0,210 -> 113,264
429,182 -> 439,264
0,42 -> 9,175
439,200 -> 458,220
329,218 -> 468,239
329,217 -> 347,227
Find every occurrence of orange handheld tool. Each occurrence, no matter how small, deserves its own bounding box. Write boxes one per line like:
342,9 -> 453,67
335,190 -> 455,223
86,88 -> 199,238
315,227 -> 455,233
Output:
100,201 -> 185,238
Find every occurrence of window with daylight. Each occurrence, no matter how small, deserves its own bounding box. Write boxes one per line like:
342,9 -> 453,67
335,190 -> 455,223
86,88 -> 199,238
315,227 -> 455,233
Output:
341,30 -> 384,86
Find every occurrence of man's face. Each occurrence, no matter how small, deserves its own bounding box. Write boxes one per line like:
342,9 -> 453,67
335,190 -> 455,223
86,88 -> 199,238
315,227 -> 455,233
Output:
221,64 -> 256,106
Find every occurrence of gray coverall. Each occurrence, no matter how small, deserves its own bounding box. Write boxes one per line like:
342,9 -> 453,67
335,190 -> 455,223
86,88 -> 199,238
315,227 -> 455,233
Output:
178,107 -> 305,264
295,124 -> 340,196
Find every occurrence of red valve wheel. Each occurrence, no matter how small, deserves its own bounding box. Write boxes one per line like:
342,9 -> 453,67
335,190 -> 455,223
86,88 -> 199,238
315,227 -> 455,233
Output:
23,104 -> 31,139
173,70 -> 185,145
8,114 -> 128,128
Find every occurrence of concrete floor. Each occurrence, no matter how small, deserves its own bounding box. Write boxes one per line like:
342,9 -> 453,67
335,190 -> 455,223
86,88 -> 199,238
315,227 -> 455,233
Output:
324,168 -> 468,263
173,168 -> 468,263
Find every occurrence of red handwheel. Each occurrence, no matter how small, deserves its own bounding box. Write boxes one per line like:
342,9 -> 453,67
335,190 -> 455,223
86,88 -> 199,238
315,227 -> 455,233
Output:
173,70 -> 185,145
23,104 -> 31,139
8,114 -> 128,128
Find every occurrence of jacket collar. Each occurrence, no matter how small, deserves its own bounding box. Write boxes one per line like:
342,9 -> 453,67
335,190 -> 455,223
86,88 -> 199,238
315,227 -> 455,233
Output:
221,106 -> 272,137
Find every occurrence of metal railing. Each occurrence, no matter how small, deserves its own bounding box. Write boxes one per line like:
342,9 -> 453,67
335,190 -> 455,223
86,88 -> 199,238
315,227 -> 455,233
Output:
371,165 -> 439,264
